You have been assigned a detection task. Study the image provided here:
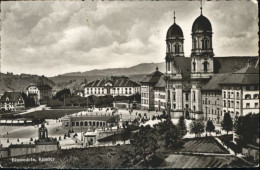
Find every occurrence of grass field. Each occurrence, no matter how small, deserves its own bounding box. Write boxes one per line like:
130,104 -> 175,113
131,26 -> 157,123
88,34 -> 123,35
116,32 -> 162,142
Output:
164,154 -> 251,168
21,109 -> 85,119
179,137 -> 229,154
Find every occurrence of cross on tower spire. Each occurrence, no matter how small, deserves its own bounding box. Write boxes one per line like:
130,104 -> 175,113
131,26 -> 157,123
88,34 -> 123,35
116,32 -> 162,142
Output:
173,11 -> 176,23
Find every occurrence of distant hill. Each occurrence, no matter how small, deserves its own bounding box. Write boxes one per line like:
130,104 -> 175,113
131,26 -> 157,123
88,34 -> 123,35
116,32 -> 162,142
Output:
60,62 -> 165,77
0,73 -> 55,95
49,62 -> 165,91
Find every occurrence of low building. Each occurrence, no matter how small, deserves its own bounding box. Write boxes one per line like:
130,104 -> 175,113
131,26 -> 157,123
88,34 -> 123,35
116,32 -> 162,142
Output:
27,83 -> 53,105
83,130 -> 98,147
61,112 -> 119,129
84,76 -> 140,97
0,92 -> 25,111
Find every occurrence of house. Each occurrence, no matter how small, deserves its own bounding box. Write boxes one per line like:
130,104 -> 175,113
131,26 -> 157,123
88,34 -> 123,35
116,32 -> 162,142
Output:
26,83 -> 53,105
84,76 -> 140,97
0,92 -> 25,111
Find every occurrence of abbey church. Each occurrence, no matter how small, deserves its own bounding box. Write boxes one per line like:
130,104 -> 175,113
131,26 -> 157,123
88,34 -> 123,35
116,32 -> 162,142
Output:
141,6 -> 259,124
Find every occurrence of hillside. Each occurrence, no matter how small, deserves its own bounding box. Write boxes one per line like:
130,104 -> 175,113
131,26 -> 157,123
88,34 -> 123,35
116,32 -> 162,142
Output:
49,62 -> 165,91
0,73 -> 55,95
61,62 -> 165,77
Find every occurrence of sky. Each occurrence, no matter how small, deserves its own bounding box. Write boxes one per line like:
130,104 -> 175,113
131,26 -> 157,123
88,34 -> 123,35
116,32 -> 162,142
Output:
1,0 -> 259,77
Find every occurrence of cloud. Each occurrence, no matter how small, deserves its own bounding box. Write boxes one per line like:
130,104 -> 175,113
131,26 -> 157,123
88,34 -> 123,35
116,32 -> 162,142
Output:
1,1 -> 258,76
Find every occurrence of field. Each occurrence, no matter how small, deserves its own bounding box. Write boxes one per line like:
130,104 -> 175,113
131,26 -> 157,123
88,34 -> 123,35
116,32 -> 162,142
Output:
164,154 -> 251,168
179,137 -> 229,154
21,109 -> 85,119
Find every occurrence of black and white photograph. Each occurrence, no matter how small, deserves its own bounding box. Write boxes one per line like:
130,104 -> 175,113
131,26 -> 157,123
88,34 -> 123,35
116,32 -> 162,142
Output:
0,0 -> 259,168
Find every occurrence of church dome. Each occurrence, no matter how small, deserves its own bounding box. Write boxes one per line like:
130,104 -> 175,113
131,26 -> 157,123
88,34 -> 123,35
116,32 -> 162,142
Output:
192,15 -> 212,33
166,23 -> 184,38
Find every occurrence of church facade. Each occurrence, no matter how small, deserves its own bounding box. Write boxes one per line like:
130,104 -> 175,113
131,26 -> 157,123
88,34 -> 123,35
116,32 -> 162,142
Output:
141,7 -> 259,124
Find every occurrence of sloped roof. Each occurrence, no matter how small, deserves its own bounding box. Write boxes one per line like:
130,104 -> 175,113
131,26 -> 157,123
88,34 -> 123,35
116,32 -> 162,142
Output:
213,57 -> 258,73
141,69 -> 164,85
0,92 -> 23,102
202,73 -> 231,91
220,66 -> 259,85
172,56 -> 258,77
154,75 -> 166,88
85,77 -> 140,87
173,57 -> 191,80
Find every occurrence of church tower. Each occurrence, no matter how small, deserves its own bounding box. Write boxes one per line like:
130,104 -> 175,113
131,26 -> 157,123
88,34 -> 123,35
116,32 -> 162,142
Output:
191,4 -> 214,77
190,3 -> 214,119
165,12 -> 185,118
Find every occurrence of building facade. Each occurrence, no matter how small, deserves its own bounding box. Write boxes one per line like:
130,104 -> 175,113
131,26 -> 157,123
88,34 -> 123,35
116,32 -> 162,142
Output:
140,7 -> 259,122
140,67 -> 166,111
26,83 -> 53,105
0,92 -> 25,111
84,76 -> 140,97
61,113 -> 119,129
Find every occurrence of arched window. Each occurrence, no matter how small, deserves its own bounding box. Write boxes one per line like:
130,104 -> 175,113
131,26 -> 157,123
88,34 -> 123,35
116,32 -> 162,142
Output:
85,122 -> 88,126
224,100 -> 226,107
193,61 -> 196,71
193,91 -> 196,102
203,61 -> 209,72
245,94 -> 251,99
174,43 -> 180,54
224,92 -> 226,98
193,38 -> 197,49
173,92 -> 176,101
202,38 -> 209,50
193,105 -> 196,111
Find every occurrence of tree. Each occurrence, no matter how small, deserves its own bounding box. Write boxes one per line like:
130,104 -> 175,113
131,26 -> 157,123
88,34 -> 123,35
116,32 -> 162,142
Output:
121,127 -> 131,144
155,118 -> 182,148
221,112 -> 233,135
178,116 -> 187,138
21,92 -> 36,107
206,120 -> 215,136
234,113 -> 259,146
131,125 -> 158,167
189,121 -> 205,137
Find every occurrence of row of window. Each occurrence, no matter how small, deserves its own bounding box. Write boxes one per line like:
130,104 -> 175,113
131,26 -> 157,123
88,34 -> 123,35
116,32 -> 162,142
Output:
205,109 -> 222,116
203,98 -> 220,105
245,103 -> 259,109
154,101 -> 165,106
71,121 -> 106,127
141,93 -> 148,98
223,92 -> 259,99
192,38 -> 211,50
141,99 -> 149,105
